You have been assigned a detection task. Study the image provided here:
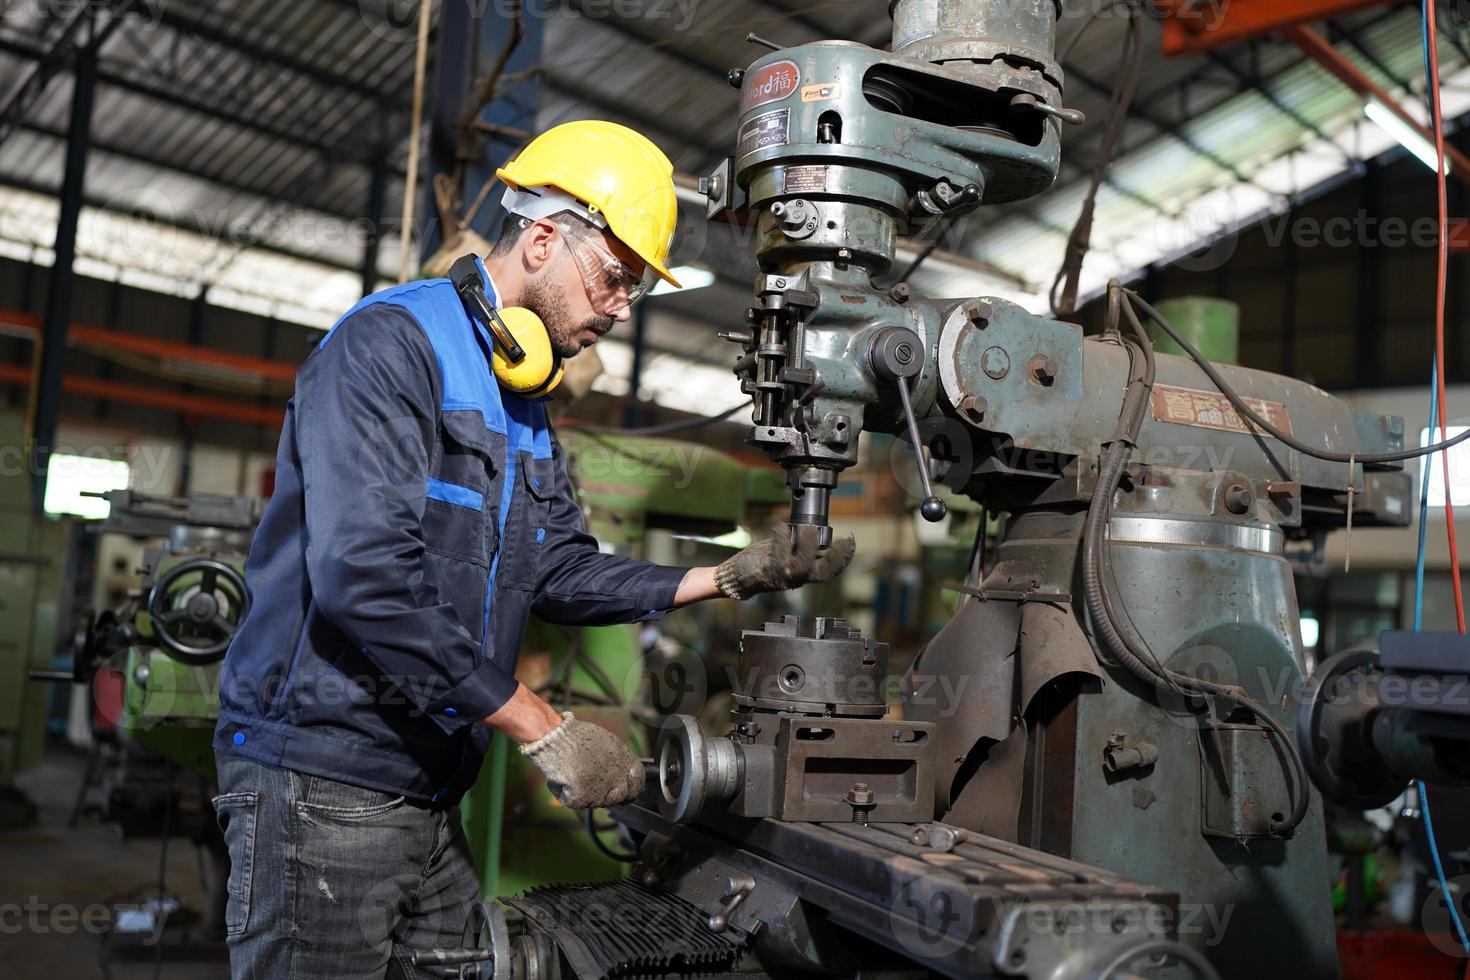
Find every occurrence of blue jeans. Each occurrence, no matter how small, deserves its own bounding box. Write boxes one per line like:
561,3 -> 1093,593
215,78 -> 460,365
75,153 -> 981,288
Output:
213,756 -> 482,979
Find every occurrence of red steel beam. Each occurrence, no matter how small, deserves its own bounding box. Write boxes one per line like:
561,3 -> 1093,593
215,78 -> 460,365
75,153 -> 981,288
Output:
1156,0 -> 1387,57
0,362 -> 286,427
0,309 -> 301,384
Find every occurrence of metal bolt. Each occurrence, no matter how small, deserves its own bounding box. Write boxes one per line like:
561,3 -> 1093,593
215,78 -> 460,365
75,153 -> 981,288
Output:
836,247 -> 853,263
1029,354 -> 1057,385
963,299 -> 992,326
959,394 -> 988,423
1223,482 -> 1252,515
846,782 -> 874,806
889,282 -> 911,304
774,277 -> 787,289
894,341 -> 914,365
770,202 -> 785,217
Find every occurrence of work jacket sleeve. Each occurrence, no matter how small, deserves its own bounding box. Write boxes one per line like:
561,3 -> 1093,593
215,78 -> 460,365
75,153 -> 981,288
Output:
296,305 -> 520,730
531,441 -> 688,626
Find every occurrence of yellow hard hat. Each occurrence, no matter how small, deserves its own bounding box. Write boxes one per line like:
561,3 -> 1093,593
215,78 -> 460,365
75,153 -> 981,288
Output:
496,120 -> 682,288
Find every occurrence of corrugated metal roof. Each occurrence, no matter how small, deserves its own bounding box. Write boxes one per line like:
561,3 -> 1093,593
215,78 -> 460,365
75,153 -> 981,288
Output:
0,0 -> 1460,411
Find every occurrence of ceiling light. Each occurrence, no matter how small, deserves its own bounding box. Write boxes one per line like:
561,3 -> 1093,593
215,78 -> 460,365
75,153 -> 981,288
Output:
1364,97 -> 1449,174
652,265 -> 715,295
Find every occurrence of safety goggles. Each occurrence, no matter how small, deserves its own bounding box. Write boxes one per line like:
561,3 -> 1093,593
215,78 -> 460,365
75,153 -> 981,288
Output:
559,219 -> 657,315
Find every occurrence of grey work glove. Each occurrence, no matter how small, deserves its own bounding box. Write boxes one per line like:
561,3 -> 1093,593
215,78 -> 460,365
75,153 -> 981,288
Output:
519,711 -> 645,809
714,523 -> 856,600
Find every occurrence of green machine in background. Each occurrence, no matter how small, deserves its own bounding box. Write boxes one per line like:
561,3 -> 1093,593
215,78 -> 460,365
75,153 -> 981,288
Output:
37,488 -> 262,958
0,412 -> 72,828
66,489 -> 261,785
462,429 -> 787,897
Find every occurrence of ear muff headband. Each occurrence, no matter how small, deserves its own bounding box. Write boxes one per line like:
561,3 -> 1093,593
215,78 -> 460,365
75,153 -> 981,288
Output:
449,254 -> 562,397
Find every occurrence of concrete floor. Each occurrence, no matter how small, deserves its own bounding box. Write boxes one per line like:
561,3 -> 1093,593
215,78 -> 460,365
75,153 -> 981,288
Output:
0,747 -> 230,979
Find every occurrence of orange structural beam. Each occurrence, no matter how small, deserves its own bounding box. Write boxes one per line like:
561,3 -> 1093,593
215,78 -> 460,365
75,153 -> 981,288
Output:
0,362 -> 286,427
0,309 -> 301,384
1156,0 -> 1388,56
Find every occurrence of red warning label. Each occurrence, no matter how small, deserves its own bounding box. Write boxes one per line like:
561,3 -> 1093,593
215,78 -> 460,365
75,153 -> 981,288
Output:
741,59 -> 800,112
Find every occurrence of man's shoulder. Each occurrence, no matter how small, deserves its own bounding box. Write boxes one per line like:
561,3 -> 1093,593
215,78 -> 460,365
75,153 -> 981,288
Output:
320,279 -> 457,350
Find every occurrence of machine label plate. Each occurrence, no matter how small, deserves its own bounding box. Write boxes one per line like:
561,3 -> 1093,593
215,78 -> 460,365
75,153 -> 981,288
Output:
783,165 -> 827,193
742,60 -> 800,112
800,82 -> 840,102
739,109 -> 790,156
1149,383 -> 1294,438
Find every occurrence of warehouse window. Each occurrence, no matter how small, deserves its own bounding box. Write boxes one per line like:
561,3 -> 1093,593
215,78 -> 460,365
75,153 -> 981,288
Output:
43,454 -> 130,519
1299,615 -> 1320,650
1419,426 -> 1470,508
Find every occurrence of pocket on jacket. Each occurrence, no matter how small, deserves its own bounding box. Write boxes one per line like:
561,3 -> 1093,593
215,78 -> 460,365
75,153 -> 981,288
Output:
423,482 -> 493,567
212,791 -> 259,937
497,455 -> 556,591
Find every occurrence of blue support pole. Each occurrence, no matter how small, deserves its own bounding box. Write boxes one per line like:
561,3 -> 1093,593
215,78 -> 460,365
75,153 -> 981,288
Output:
30,39 -> 98,512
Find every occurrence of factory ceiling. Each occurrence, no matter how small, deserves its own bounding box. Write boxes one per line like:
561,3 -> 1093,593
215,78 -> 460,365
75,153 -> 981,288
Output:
0,1 -> 1465,414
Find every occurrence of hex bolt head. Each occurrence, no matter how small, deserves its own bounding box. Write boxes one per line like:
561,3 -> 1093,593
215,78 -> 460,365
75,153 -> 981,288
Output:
963,299 -> 993,326
1223,482 -> 1253,515
889,282 -> 911,304
1029,354 -> 1057,385
959,394 -> 988,423
846,782 -> 875,806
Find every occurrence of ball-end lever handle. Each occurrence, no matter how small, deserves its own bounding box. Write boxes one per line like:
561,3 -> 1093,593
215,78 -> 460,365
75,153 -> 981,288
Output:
894,373 -> 946,523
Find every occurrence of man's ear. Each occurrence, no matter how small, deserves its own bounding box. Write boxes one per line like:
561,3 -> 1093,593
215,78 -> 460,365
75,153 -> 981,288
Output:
521,219 -> 559,274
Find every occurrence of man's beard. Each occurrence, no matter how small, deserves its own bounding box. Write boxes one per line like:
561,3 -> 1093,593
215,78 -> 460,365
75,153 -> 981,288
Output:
522,276 -> 614,359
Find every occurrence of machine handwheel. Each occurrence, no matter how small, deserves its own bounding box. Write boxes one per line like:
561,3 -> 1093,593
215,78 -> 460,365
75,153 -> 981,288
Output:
1296,643 -> 1404,809
145,558 -> 251,664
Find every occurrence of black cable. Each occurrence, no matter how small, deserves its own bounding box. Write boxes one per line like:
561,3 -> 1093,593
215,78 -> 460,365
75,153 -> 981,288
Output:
1080,284 -> 1310,835
1128,290 -> 1470,464
558,402 -> 747,437
583,808 -> 637,862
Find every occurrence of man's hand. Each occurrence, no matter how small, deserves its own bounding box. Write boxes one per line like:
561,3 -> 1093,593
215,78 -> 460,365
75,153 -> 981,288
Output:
713,523 -> 856,600
518,711 -> 646,809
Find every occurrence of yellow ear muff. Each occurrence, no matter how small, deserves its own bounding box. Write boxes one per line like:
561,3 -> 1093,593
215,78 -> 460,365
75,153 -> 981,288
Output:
491,306 -> 563,397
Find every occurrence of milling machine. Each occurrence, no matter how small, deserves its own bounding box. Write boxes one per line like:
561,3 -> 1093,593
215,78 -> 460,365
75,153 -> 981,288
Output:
428,3 -> 1418,977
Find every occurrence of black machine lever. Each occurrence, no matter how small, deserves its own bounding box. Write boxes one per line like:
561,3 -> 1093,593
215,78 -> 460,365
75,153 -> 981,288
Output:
895,374 -> 946,523
868,326 -> 946,523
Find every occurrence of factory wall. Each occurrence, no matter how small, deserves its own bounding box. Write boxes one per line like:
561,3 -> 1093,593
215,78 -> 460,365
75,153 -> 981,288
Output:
1319,384 -> 1470,571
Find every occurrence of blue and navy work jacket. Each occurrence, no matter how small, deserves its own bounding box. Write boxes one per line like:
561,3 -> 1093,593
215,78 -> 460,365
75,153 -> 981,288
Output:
214,263 -> 685,804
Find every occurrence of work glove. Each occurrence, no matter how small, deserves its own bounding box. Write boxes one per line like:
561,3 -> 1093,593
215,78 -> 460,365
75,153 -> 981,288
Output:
714,523 -> 857,601
519,711 -> 645,809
